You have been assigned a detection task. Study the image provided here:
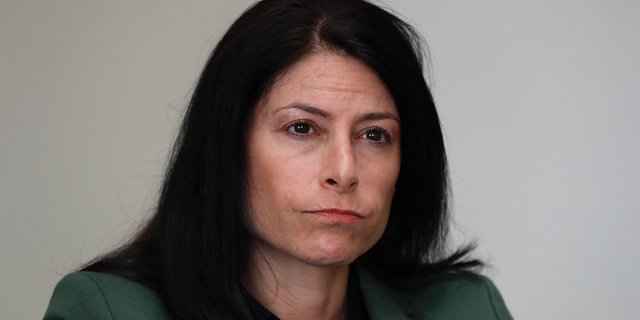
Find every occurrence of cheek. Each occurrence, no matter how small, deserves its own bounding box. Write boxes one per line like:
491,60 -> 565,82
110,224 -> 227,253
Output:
248,145 -> 315,217
355,153 -> 399,242
358,148 -> 400,198
363,155 -> 399,223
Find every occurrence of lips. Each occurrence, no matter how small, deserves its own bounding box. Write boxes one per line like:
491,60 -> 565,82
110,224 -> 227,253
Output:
304,209 -> 363,224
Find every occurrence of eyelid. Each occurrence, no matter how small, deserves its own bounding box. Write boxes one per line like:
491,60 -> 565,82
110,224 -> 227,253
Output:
284,119 -> 318,136
359,126 -> 392,145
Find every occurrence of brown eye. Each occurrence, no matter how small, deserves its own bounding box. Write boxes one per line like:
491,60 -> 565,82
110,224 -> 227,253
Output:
286,122 -> 315,136
293,123 -> 311,133
360,128 -> 390,145
365,130 -> 383,141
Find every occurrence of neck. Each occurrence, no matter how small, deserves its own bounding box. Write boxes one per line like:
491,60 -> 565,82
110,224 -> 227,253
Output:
242,244 -> 350,320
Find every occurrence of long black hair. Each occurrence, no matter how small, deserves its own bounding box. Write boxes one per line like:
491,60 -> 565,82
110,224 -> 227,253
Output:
82,0 -> 481,319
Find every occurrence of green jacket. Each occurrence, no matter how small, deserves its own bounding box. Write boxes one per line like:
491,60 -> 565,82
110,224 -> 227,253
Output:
44,265 -> 512,320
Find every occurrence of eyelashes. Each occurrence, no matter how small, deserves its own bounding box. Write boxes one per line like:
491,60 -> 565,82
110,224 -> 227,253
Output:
284,120 -> 392,146
286,120 -> 317,138
358,127 -> 390,146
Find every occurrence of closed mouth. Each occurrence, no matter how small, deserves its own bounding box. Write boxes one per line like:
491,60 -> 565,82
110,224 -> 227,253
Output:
303,209 -> 363,224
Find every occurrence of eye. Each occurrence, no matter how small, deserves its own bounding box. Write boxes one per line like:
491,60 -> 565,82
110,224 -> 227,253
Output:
292,123 -> 311,133
365,130 -> 384,141
360,128 -> 390,145
286,121 -> 316,136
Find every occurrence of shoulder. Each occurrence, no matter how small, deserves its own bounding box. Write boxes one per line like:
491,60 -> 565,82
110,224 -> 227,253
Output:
404,273 -> 513,320
355,265 -> 513,320
44,272 -> 176,320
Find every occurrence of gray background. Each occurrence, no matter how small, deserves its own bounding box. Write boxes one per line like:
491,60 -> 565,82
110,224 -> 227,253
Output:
1,1 -> 638,319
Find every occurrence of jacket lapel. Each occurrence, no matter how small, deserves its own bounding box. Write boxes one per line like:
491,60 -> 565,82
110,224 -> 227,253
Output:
355,264 -> 414,320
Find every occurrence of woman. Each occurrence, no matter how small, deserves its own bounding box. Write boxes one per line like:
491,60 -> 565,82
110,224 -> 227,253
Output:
44,0 -> 512,319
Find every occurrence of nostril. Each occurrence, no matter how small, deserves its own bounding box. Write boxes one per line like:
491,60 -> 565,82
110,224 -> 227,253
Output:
327,179 -> 338,185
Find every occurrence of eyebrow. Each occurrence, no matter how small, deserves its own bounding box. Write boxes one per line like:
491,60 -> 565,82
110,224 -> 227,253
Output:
273,103 -> 400,123
273,103 -> 331,118
357,111 -> 400,123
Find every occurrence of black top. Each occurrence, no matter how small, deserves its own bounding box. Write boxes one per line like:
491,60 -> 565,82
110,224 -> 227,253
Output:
241,268 -> 370,320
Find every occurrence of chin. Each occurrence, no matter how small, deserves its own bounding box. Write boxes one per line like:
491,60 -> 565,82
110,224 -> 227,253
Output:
298,236 -> 366,267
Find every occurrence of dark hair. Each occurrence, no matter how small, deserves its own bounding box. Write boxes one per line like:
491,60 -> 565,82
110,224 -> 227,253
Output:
82,0 -> 481,319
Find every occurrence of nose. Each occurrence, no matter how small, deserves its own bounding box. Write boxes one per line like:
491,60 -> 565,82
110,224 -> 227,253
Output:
320,136 -> 359,193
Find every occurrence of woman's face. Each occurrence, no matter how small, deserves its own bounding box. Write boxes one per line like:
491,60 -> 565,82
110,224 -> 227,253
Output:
246,51 -> 400,267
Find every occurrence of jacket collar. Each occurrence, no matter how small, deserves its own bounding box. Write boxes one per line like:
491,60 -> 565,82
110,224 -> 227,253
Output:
354,264 -> 414,320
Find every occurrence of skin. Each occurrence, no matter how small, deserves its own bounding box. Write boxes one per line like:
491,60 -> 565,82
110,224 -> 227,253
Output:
244,51 -> 401,320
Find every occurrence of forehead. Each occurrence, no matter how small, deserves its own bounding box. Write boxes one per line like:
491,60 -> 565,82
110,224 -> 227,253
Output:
260,51 -> 396,116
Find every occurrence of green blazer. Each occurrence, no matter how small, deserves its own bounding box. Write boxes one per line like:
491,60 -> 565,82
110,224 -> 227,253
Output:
44,265 -> 512,320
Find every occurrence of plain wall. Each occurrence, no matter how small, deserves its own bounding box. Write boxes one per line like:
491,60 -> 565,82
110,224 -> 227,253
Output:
1,1 -> 638,319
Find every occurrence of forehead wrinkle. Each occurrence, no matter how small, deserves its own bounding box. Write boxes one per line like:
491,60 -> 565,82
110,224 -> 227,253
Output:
301,75 -> 386,96
302,84 -> 379,96
301,70 -> 389,98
